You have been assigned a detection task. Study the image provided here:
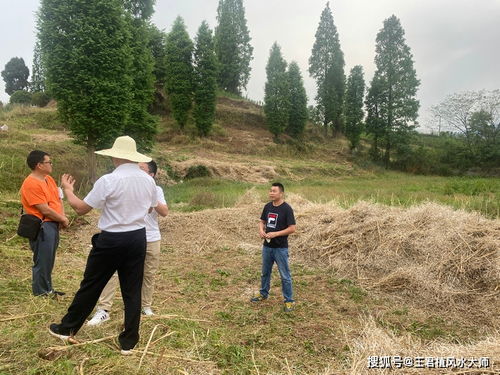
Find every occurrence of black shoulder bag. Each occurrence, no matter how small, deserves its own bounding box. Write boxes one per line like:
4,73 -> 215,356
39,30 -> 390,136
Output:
17,208 -> 43,241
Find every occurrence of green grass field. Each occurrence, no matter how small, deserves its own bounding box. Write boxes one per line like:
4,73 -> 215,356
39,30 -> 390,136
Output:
0,103 -> 498,374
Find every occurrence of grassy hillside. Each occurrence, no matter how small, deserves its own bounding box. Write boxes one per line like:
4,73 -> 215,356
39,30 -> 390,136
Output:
0,100 -> 499,374
1,100 -> 499,217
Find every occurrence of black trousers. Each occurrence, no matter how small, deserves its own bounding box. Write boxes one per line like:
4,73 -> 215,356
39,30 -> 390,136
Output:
58,228 -> 146,350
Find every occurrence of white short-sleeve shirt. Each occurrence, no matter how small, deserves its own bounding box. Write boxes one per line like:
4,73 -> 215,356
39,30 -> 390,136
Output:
84,163 -> 158,232
145,185 -> 166,242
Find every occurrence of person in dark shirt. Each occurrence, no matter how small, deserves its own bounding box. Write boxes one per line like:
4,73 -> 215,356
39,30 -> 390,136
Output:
251,182 -> 296,312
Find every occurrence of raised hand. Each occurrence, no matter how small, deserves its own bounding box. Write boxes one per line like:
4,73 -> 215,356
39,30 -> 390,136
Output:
61,174 -> 76,192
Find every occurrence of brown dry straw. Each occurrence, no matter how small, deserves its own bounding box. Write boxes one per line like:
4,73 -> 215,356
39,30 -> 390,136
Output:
294,201 -> 499,325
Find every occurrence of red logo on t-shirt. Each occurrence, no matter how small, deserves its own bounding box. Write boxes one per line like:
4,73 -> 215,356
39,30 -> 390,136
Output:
267,213 -> 278,229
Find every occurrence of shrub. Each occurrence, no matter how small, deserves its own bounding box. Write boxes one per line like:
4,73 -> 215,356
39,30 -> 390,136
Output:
31,91 -> 50,107
185,164 -> 211,179
9,90 -> 32,105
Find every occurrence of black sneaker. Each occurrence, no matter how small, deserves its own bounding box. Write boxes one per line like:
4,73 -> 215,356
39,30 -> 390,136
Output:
48,323 -> 70,342
52,290 -> 66,296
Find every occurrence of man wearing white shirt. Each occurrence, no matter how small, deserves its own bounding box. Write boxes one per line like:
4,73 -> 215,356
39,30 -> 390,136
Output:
87,160 -> 168,326
48,136 -> 157,355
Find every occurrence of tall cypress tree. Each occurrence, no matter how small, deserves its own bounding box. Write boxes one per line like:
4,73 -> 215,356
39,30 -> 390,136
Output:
365,76 -> 385,160
264,42 -> 289,141
344,65 -> 365,150
309,2 -> 345,136
165,16 -> 193,129
286,61 -> 308,138
365,15 -> 420,167
193,21 -> 218,137
30,41 -> 45,93
147,24 -> 168,88
147,24 -> 169,115
214,0 -> 253,95
122,5 -> 157,152
123,0 -> 155,20
38,0 -> 132,181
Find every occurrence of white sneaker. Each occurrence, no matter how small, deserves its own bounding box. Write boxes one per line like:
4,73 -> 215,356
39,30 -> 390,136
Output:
86,309 -> 110,326
142,307 -> 154,316
120,349 -> 133,356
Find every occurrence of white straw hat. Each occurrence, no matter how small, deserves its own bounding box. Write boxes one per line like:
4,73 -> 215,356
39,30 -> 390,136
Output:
94,136 -> 152,162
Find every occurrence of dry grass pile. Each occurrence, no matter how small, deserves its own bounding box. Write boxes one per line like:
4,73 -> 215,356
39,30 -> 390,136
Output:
345,316 -> 500,375
171,158 -> 278,183
294,201 -> 500,325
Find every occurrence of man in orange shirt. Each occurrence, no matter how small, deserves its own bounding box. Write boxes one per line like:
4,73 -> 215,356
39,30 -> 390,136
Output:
20,150 -> 69,296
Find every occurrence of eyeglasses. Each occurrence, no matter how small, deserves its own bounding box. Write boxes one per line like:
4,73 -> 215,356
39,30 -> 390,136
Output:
40,161 -> 53,165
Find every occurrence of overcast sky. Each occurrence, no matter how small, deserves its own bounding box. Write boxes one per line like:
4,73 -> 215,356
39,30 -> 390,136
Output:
1,0 -> 500,131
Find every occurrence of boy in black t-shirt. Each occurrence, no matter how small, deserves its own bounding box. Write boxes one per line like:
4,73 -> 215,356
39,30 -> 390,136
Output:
251,182 -> 296,312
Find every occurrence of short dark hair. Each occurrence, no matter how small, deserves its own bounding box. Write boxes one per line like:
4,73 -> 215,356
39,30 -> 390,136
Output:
27,150 -> 49,170
271,182 -> 284,192
147,160 -> 158,177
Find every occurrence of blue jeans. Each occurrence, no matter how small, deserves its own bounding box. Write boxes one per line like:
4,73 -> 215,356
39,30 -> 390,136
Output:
29,221 -> 59,296
260,246 -> 294,302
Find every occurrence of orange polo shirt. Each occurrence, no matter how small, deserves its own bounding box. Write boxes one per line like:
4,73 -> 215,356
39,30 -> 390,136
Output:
20,175 -> 63,221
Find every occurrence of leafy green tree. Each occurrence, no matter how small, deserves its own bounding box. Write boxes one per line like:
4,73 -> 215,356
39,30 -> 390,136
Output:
286,61 -> 307,138
30,41 -> 46,93
365,15 -> 420,167
344,65 -> 365,150
193,21 -> 218,137
2,57 -> 30,95
38,0 -> 133,181
431,90 -> 500,165
264,42 -> 289,140
214,0 -> 253,95
165,16 -> 193,129
10,90 -> 32,105
309,2 -> 345,136
468,110 -> 500,166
